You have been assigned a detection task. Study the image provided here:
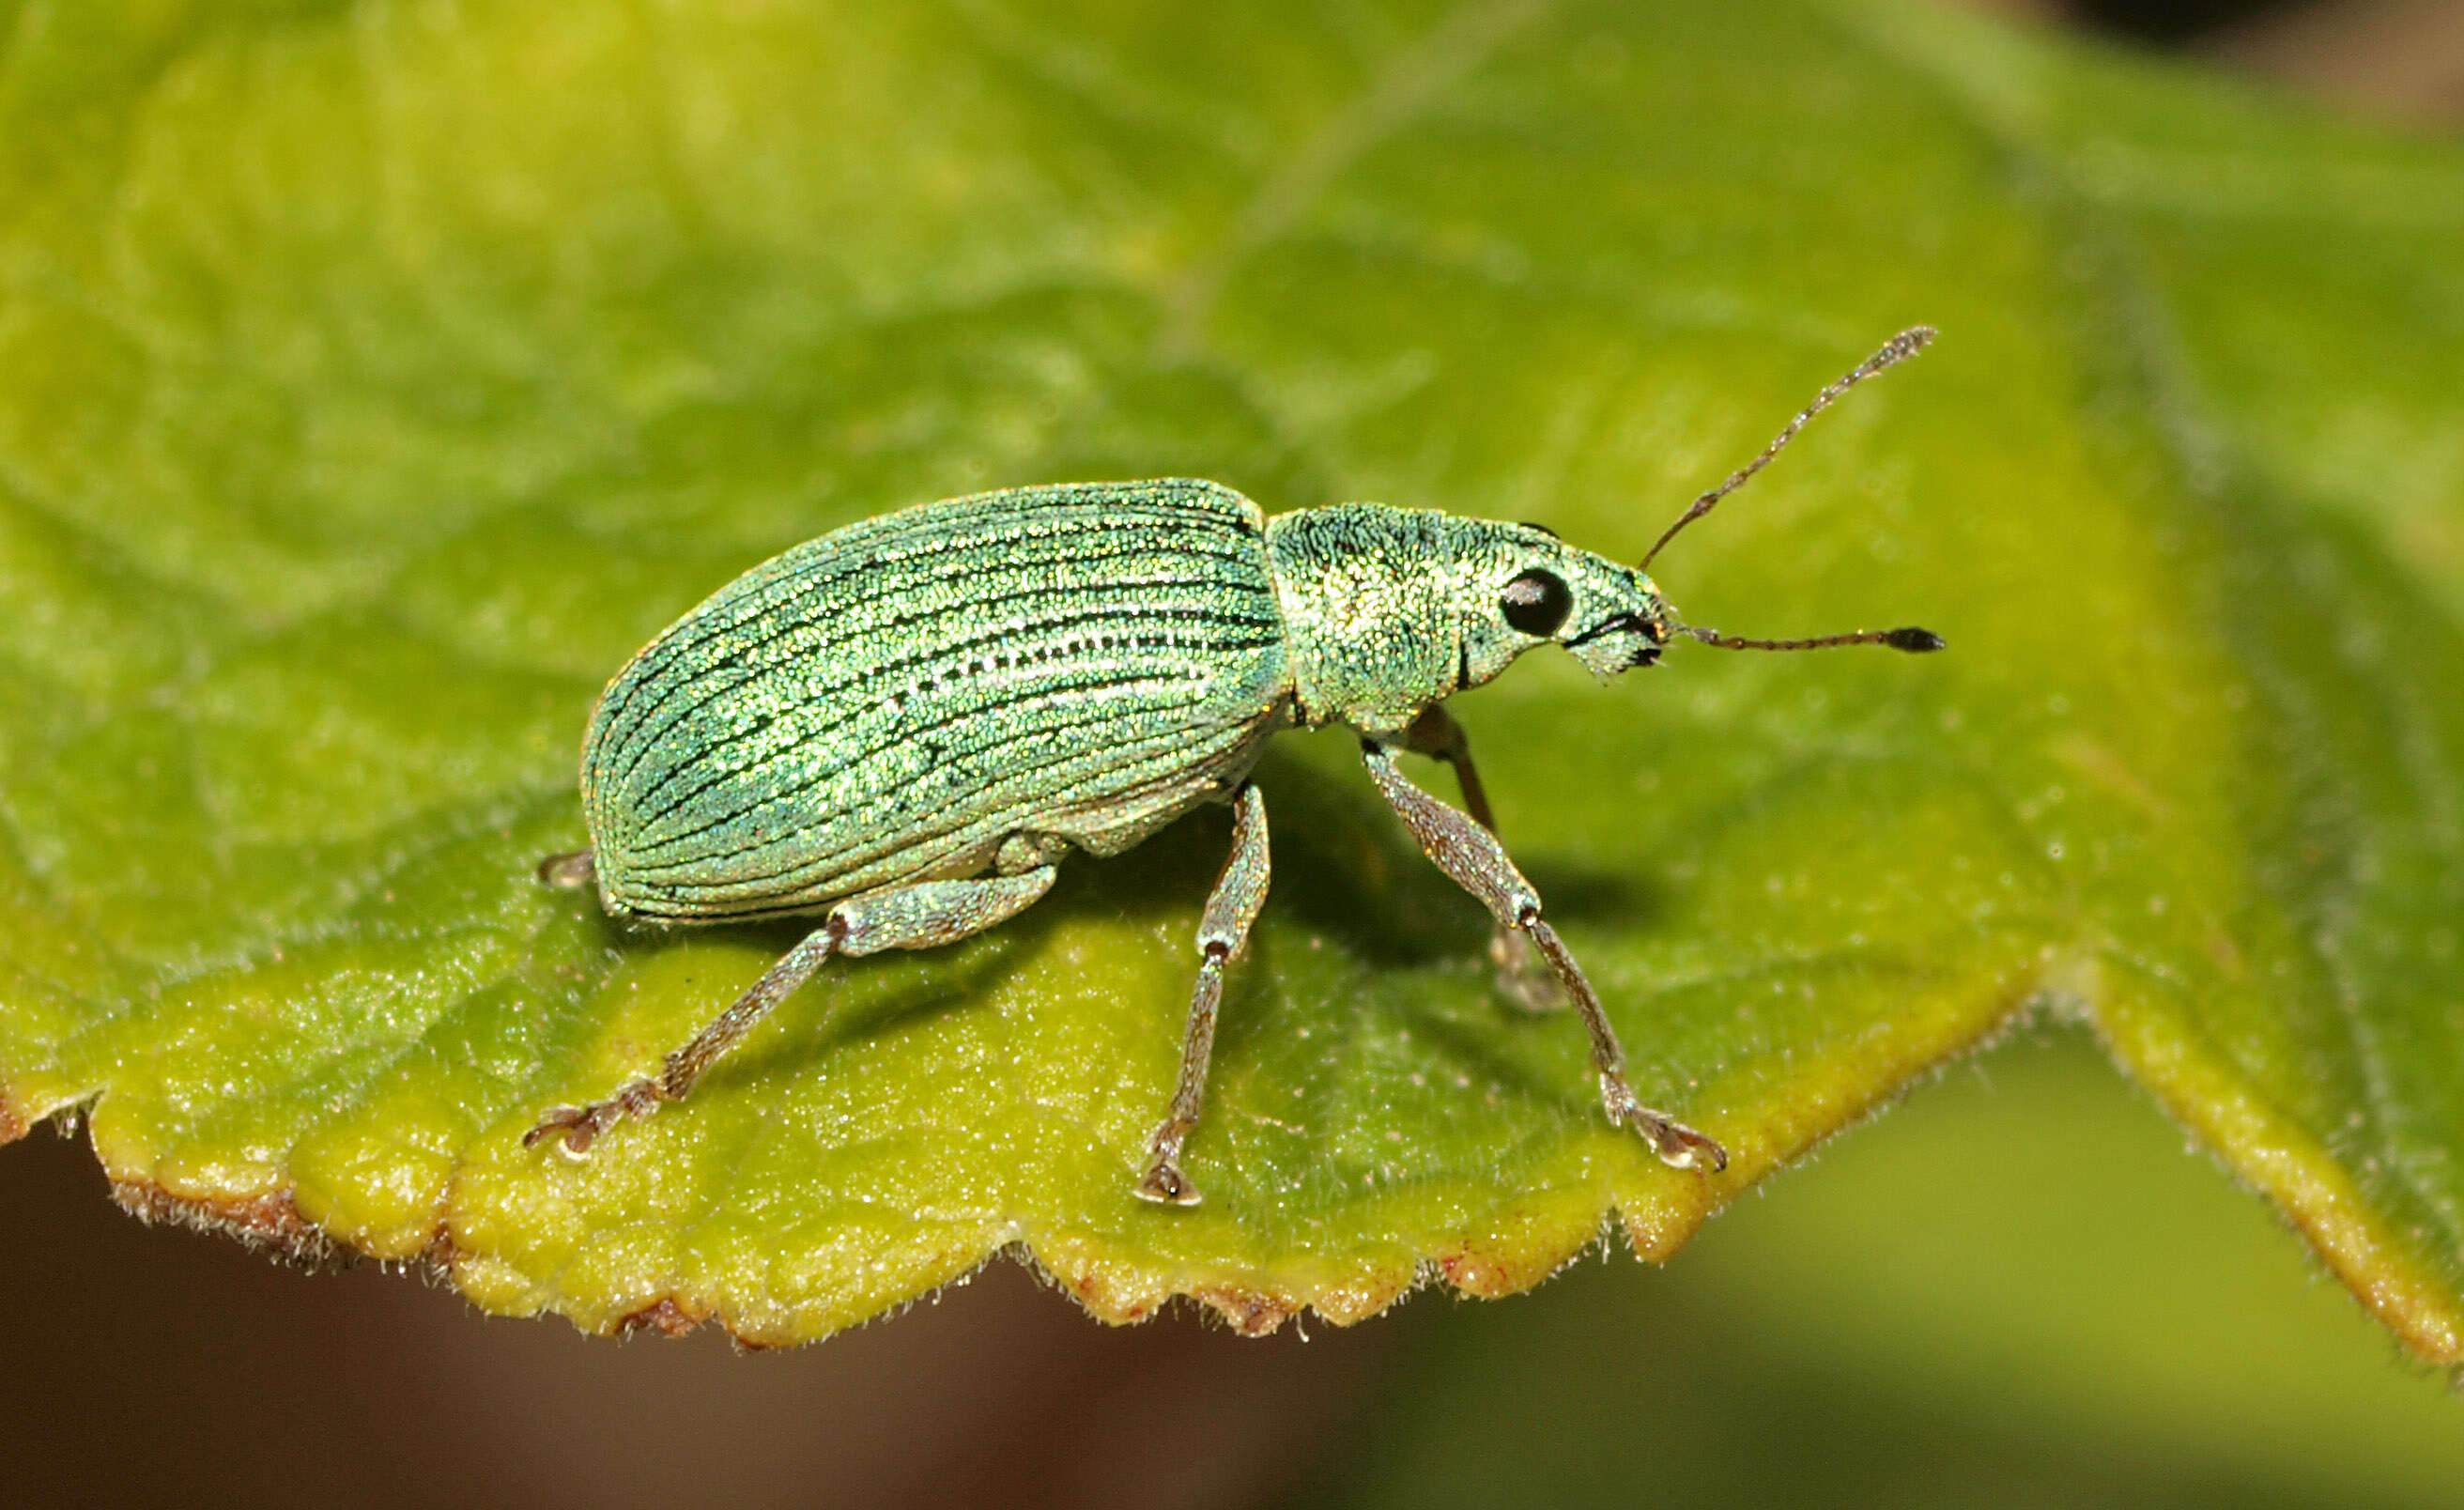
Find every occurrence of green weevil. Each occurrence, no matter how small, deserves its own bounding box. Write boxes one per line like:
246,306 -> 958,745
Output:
529,329 -> 1946,1204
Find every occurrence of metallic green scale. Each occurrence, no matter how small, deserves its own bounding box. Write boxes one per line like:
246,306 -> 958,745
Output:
586,480 -> 1292,920
531,331 -> 1946,1207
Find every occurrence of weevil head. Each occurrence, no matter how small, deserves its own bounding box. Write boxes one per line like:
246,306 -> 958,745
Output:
1265,505 -> 1681,734
1455,520 -> 1677,687
1268,502 -> 1933,736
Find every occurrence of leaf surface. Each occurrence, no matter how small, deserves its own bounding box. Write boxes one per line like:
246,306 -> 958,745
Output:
1,0 -> 2459,1354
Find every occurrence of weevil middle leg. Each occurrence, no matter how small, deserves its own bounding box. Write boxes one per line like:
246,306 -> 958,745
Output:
1135,780 -> 1271,1207
529,862 -> 1058,1153
1360,741 -> 1727,1174
1399,705 -> 1557,1011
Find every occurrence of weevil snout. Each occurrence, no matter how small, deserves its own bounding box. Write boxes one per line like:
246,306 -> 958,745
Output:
1620,605 -> 1675,670
1563,609 -> 1670,673
1532,552 -> 1678,681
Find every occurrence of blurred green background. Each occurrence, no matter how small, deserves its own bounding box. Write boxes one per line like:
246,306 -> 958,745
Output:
5,0 -> 2463,1503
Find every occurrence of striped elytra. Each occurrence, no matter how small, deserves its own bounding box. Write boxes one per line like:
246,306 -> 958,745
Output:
583,480 -> 1294,920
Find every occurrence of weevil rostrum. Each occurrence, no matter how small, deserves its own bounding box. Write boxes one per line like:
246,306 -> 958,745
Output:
529,329 -> 1946,1205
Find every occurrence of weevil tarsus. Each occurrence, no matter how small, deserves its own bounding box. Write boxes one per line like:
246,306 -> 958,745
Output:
536,849 -> 597,890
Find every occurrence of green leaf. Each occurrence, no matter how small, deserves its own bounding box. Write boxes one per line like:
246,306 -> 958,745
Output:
2,0 -> 2459,1356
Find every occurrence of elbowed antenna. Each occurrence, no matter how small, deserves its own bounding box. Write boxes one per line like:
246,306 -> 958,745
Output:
1639,326 -> 1936,574
1676,624 -> 1944,654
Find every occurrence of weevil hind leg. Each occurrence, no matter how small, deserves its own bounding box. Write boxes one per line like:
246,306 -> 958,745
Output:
1137,781 -> 1271,1207
528,865 -> 1060,1155
1360,742 -> 1727,1175
1400,707 -> 1559,1012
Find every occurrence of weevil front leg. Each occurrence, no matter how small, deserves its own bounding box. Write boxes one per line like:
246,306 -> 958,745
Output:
1360,741 -> 1727,1174
1136,781 -> 1271,1207
528,863 -> 1059,1154
1400,705 -> 1557,1012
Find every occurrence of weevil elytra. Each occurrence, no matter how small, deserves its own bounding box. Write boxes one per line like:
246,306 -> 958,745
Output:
529,329 -> 1946,1204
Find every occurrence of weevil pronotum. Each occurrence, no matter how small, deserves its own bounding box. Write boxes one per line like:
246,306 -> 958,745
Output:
529,328 -> 1946,1204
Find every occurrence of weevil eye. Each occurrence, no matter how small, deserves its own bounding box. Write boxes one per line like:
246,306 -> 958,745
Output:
1500,568 -> 1573,638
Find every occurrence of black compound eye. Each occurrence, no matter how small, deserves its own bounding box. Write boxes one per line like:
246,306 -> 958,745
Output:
1499,568 -> 1573,638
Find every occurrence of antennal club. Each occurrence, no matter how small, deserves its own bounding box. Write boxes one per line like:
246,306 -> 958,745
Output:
1639,326 -> 1936,573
